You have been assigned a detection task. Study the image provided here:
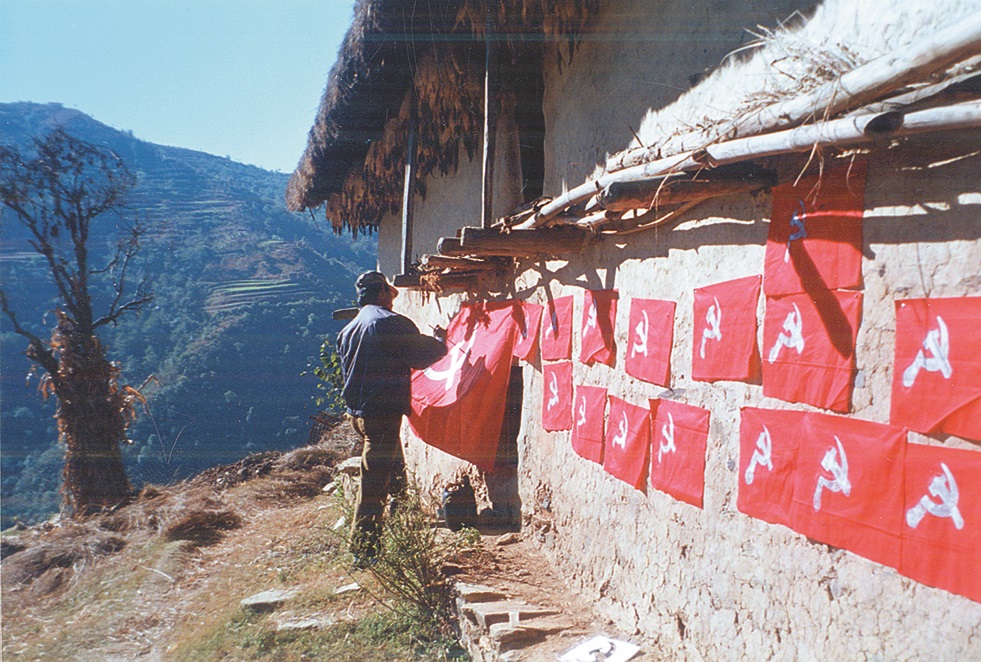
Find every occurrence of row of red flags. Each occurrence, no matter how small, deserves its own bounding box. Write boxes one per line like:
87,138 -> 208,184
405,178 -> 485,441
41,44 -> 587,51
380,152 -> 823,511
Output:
406,158 -> 980,604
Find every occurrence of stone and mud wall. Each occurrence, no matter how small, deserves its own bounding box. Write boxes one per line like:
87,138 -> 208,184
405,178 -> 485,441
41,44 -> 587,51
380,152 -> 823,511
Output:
384,0 -> 981,655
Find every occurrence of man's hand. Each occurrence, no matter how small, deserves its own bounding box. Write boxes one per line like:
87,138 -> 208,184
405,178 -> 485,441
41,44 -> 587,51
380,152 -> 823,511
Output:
431,325 -> 447,343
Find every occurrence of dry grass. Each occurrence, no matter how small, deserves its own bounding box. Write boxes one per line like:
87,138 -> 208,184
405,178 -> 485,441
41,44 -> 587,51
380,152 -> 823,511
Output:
0,421 -> 472,660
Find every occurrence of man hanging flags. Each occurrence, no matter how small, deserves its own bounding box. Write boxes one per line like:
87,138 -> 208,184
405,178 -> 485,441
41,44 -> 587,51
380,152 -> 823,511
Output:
542,361 -> 574,432
602,396 -> 650,491
692,276 -> 762,383
901,442 -> 981,603
571,385 -> 607,464
649,399 -> 711,508
763,159 -> 867,297
891,297 -> 981,442
541,295 -> 574,361
409,301 -> 520,471
790,412 -> 906,569
762,290 -> 862,412
513,301 -> 544,362
580,290 -> 619,367
624,298 -> 675,386
738,407 -> 808,528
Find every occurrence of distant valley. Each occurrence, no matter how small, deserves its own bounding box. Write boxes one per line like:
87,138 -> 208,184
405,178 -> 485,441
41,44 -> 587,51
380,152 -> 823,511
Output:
0,102 -> 376,526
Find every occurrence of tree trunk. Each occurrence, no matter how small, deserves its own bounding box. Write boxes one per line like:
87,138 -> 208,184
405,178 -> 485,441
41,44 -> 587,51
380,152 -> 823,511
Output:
53,315 -> 132,515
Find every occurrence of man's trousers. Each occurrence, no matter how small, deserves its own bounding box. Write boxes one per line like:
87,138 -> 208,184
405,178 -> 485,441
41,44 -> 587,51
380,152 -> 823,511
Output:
348,413 -> 406,557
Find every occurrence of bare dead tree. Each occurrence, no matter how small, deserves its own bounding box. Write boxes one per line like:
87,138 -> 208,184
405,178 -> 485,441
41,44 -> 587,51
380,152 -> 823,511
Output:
0,128 -> 152,516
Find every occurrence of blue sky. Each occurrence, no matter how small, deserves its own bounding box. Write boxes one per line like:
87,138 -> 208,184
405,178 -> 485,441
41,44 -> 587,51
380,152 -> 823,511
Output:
0,0 -> 356,173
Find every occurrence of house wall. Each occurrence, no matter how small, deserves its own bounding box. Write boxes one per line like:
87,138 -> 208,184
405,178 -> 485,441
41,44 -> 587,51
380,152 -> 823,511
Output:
512,133 -> 981,659
377,98 -> 525,277
384,0 -> 981,656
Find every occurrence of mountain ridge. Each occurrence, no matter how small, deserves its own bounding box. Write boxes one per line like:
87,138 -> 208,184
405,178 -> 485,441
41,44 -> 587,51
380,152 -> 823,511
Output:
0,102 -> 376,527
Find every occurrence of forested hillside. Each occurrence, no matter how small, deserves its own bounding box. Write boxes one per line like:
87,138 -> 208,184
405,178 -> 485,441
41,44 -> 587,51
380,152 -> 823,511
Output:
0,102 -> 376,526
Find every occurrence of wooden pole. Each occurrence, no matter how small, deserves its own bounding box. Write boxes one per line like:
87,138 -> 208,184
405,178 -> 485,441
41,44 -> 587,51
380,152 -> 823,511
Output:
609,12 -> 981,173
595,169 -> 776,211
400,91 -> 418,275
462,225 -> 590,254
518,100 -> 981,229
481,2 -> 498,229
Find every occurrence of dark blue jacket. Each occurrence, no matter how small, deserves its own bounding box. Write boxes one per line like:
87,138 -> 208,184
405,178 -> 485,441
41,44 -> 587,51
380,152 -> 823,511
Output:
336,305 -> 447,417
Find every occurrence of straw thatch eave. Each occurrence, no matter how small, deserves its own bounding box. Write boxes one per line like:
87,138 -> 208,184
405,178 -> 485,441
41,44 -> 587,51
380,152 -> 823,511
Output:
286,0 -> 600,233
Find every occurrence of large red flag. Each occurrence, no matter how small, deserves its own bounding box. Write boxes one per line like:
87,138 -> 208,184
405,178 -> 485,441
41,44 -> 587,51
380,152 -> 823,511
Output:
649,399 -> 710,508
891,297 -> 981,442
512,301 -> 543,362
764,159 -> 867,296
541,295 -> 574,361
409,301 -> 519,471
571,385 -> 607,464
762,290 -> 862,412
602,396 -> 650,491
901,442 -> 981,603
790,412 -> 906,569
580,290 -> 619,367
692,276 -> 761,383
737,407 -> 807,528
624,298 -> 675,386
542,361 -> 574,431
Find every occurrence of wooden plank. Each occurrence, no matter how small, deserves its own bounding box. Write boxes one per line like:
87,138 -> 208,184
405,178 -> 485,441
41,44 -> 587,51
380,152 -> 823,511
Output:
597,167 -> 776,211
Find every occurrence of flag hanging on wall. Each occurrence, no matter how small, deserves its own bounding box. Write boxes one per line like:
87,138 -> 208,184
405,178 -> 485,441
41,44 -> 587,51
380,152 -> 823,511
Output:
541,295 -> 574,361
790,412 -> 906,569
764,159 -> 867,297
542,361 -> 574,432
649,399 -> 711,508
762,290 -> 862,412
580,289 -> 619,367
571,385 -> 607,464
891,297 -> 981,442
737,407 -> 807,528
624,298 -> 675,386
901,442 -> 981,603
409,301 -> 519,471
602,396 -> 650,491
513,301 -> 543,362
692,275 -> 762,383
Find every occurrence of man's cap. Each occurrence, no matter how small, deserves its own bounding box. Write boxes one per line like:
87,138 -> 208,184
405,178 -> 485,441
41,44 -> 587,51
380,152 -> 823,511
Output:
355,271 -> 396,298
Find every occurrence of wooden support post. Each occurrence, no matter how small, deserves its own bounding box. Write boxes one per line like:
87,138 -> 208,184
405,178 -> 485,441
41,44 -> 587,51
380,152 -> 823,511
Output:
400,92 -> 418,275
481,2 -> 498,229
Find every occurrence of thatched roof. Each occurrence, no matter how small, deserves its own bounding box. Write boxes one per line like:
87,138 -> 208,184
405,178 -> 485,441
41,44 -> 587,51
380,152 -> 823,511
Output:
286,0 -> 599,233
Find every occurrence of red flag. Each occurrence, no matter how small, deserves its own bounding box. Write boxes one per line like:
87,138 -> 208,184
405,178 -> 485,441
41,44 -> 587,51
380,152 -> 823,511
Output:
891,297 -> 981,442
649,399 -> 710,508
409,301 -> 519,471
624,298 -> 675,386
790,412 -> 906,569
542,361 -> 574,431
571,385 -> 607,464
541,295 -> 574,361
580,290 -> 619,367
737,407 -> 807,528
603,396 -> 650,491
764,159 -> 867,296
512,301 -> 543,361
692,276 -> 761,383
762,290 -> 862,412
901,442 -> 981,603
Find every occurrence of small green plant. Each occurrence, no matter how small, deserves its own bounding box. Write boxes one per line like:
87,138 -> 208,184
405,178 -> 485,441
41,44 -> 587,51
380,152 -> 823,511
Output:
310,338 -> 346,413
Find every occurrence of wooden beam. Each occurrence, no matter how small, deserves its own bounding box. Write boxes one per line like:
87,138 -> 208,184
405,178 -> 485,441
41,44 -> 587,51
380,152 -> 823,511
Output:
596,167 -> 776,211
461,225 -> 590,255
518,100 -> 981,229
420,254 -> 505,272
